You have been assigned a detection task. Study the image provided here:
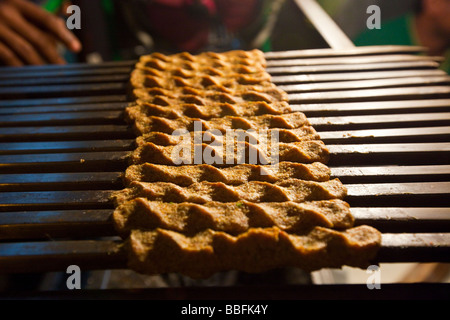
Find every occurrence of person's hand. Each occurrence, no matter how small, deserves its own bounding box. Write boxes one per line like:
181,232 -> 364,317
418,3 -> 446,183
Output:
0,0 -> 81,66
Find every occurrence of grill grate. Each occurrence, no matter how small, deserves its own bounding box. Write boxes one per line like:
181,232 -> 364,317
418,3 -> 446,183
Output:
0,46 -> 449,295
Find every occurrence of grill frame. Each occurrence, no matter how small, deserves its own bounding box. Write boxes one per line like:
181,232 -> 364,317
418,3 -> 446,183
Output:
0,46 -> 449,297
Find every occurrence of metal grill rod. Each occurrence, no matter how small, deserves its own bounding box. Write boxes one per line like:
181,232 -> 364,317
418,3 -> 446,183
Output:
1,233 -> 449,274
2,207 -> 449,241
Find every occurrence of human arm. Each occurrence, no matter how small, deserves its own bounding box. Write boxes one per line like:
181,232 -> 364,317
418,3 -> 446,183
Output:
0,0 -> 81,66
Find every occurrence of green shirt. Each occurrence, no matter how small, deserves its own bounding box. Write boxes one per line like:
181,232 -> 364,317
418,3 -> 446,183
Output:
354,13 -> 450,74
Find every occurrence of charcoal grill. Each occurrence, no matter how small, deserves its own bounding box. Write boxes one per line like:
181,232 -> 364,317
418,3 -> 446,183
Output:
0,0 -> 450,299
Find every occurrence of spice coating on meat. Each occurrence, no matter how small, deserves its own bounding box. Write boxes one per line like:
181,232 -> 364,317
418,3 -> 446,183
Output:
125,225 -> 381,278
123,162 -> 331,186
113,49 -> 382,278
112,178 -> 347,206
113,198 -> 354,236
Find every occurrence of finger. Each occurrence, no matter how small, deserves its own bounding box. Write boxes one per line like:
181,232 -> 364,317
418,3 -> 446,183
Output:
0,4 -> 66,64
13,0 -> 82,52
35,33 -> 66,65
0,40 -> 23,66
0,23 -> 45,65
